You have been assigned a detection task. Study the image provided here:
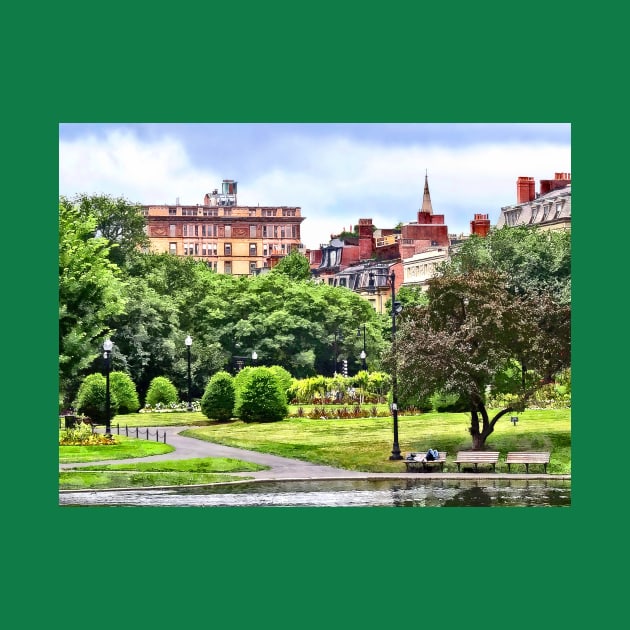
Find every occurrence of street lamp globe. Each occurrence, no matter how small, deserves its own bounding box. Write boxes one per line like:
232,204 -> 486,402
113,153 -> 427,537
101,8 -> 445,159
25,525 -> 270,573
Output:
252,351 -> 258,361
185,335 -> 192,347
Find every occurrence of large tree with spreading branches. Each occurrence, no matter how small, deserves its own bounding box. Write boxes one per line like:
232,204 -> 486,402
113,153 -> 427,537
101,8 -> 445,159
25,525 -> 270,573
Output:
389,268 -> 570,449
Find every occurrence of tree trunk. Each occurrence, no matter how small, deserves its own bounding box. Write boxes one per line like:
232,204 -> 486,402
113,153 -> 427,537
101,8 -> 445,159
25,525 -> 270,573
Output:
469,402 -> 493,450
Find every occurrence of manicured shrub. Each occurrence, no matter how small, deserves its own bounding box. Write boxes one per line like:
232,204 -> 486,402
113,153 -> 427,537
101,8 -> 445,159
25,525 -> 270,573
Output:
201,371 -> 235,422
74,373 -> 119,423
235,367 -> 288,423
268,365 -> 293,398
109,371 -> 140,414
145,376 -> 179,407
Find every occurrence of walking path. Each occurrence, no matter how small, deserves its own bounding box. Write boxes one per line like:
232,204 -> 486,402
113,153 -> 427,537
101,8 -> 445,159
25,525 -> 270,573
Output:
60,425 -> 570,482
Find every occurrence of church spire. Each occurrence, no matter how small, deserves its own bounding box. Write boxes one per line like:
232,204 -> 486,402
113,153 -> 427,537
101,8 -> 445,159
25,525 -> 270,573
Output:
420,170 -> 433,215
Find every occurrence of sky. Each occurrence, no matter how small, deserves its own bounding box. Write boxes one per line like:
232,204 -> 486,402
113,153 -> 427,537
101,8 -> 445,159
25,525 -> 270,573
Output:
59,123 -> 571,251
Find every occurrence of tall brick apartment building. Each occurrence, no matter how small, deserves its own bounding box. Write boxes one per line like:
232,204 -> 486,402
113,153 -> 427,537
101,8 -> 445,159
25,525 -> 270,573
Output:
142,180 -> 305,276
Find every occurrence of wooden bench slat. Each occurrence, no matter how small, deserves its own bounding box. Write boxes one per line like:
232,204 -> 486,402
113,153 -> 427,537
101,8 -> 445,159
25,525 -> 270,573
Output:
454,451 -> 499,472
505,451 -> 550,473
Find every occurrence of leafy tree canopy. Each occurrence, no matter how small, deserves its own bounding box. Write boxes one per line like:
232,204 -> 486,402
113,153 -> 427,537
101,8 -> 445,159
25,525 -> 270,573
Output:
389,268 -> 570,448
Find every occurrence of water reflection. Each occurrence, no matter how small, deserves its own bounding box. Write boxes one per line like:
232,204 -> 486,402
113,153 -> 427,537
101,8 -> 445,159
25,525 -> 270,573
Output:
60,478 -> 570,508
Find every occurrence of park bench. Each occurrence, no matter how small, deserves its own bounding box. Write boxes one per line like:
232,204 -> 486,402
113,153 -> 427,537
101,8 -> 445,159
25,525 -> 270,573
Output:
454,451 -> 499,472
404,451 -> 447,472
505,451 -> 550,473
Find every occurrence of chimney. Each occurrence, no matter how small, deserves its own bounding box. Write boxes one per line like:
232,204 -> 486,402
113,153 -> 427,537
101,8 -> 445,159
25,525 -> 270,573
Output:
540,172 -> 571,196
470,213 -> 490,237
358,218 -> 374,260
517,177 -> 535,203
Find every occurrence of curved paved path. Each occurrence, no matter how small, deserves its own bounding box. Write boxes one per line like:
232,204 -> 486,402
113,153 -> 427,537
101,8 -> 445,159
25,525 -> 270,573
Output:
60,425 -> 569,482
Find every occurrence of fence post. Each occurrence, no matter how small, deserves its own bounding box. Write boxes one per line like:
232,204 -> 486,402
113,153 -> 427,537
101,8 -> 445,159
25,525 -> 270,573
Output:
116,423 -> 120,435
146,427 -> 149,440
163,431 -> 166,444
136,427 -> 139,438
125,425 -> 128,437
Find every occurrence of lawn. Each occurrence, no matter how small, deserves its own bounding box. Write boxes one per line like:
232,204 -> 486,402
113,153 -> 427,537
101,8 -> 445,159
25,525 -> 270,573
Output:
59,434 -> 175,463
181,408 -> 571,474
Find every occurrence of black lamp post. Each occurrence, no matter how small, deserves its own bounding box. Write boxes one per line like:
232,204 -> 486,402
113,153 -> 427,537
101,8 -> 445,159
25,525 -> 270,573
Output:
369,268 -> 403,460
185,335 -> 193,411
357,324 -> 367,371
332,329 -> 343,374
103,338 -> 113,436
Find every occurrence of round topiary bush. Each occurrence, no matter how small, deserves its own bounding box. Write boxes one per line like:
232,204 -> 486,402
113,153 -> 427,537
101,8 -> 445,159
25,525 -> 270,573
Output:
268,365 -> 293,399
109,371 -> 140,414
235,367 -> 288,423
201,371 -> 235,422
145,376 -> 179,407
74,373 -> 120,423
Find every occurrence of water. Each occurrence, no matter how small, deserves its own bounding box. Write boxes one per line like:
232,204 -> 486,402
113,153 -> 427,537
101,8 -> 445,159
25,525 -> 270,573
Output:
59,478 -> 570,507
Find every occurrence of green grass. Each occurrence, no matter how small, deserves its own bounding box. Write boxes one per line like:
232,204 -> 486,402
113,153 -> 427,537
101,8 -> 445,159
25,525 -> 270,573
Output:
60,457 -> 269,489
181,408 -> 571,474
59,434 -> 175,463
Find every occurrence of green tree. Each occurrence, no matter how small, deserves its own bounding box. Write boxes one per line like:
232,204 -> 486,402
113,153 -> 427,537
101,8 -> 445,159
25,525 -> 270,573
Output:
74,373 -> 119,423
447,225 -> 571,304
109,371 -> 140,414
389,269 -> 570,449
270,249 -> 312,281
236,367 -> 288,423
59,201 -> 126,405
67,193 -> 150,267
200,371 -> 235,422
145,376 -> 179,407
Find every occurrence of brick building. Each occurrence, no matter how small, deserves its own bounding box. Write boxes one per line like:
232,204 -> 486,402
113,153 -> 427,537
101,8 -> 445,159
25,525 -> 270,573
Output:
143,180 -> 305,276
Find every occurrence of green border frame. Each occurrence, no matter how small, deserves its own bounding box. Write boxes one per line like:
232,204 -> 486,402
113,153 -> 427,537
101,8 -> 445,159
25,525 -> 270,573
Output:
7,2 -> 619,627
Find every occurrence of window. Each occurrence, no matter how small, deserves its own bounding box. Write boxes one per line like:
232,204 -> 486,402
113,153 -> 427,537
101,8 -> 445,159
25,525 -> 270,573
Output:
262,209 -> 276,217
223,209 -> 232,217
249,243 -> 257,256
194,225 -> 199,237
182,208 -> 196,216
203,208 -> 218,217
203,224 -> 218,237
250,224 -> 257,238
224,243 -> 232,256
169,208 -> 177,215
224,261 -> 232,275
248,209 -> 257,217
169,242 -> 177,255
282,209 -> 296,217
169,224 -> 176,237
250,261 -> 257,274
225,225 -> 231,237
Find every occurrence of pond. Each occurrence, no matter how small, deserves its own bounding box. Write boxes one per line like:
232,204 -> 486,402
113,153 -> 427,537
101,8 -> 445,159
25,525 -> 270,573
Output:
59,477 -> 570,507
